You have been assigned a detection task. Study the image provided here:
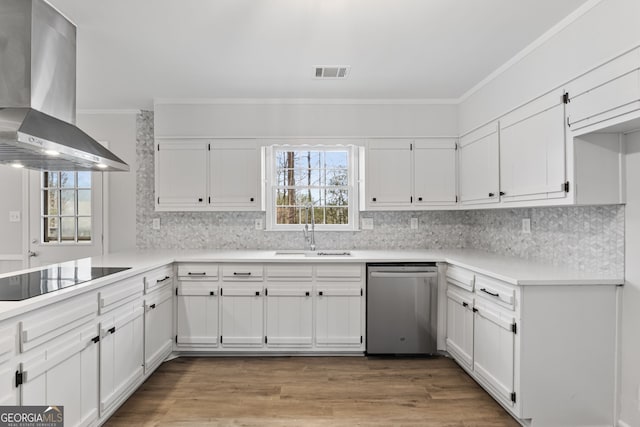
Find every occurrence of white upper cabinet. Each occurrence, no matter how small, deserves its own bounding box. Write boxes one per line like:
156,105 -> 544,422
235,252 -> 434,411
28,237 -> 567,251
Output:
365,138 -> 457,210
155,139 -> 263,212
499,90 -> 567,202
459,123 -> 500,205
155,140 -> 208,209
209,140 -> 261,210
566,47 -> 640,134
413,139 -> 457,206
366,139 -> 413,208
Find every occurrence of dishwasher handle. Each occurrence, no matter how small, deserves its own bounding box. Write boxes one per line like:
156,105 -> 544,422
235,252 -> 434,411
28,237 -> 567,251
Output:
369,271 -> 437,278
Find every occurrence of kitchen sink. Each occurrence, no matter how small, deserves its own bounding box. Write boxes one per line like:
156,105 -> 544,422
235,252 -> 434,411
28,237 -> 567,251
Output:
273,250 -> 352,257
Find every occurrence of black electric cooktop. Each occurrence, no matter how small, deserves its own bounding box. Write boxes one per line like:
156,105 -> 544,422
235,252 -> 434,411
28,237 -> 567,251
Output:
0,266 -> 131,301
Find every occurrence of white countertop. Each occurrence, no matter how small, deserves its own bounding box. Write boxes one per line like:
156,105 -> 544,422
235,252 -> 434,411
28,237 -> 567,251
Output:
0,248 -> 623,323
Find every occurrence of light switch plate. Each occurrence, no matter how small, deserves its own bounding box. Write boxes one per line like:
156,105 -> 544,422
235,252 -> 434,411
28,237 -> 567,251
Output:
361,218 -> 373,230
9,211 -> 20,222
410,217 -> 418,230
254,218 -> 264,230
522,218 -> 531,234
152,218 -> 161,230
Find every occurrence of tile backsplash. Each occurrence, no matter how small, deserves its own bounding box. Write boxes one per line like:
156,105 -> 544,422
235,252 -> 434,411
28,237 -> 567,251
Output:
137,111 -> 624,276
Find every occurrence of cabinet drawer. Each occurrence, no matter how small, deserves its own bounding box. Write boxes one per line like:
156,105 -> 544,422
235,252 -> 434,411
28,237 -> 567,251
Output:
98,275 -> 144,314
20,294 -> 97,352
220,284 -> 263,296
446,266 -> 475,292
222,264 -> 263,280
316,264 -> 362,281
265,264 -> 313,280
144,265 -> 173,294
178,281 -> 219,296
475,275 -> 516,311
177,263 -> 218,279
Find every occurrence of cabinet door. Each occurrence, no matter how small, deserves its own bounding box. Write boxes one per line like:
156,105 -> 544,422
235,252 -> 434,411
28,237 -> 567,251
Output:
220,285 -> 264,347
413,139 -> 457,206
265,285 -> 313,347
155,140 -> 208,208
445,289 -> 474,369
209,140 -> 261,209
176,282 -> 219,346
21,324 -> 99,427
366,139 -> 412,208
500,92 -> 566,201
473,303 -> 516,407
459,123 -> 500,205
99,305 -> 144,414
144,287 -> 173,373
0,327 -> 18,405
315,284 -> 362,347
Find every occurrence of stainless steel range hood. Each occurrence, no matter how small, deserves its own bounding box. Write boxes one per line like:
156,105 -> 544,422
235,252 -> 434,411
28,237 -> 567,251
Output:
0,0 -> 129,171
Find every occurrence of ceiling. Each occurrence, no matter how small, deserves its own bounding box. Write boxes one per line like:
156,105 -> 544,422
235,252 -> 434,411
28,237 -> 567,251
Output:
48,0 -> 591,110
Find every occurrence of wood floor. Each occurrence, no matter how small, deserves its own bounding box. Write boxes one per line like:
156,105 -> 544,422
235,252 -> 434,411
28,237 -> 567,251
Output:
106,356 -> 520,426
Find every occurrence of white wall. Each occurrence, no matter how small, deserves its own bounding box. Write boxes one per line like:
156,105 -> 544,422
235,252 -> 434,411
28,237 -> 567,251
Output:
459,0 -> 640,134
620,130 -> 640,426
154,102 -> 458,138
0,165 -> 24,273
76,112 -> 138,253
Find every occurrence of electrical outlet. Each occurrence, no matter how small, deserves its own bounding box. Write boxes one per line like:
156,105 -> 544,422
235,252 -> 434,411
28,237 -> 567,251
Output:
9,211 -> 20,222
152,218 -> 160,230
410,217 -> 418,230
522,218 -> 531,234
254,218 -> 264,230
361,218 -> 374,230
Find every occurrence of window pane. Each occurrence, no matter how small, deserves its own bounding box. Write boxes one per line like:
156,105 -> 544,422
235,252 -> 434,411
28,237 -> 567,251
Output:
77,172 -> 92,188
276,207 -> 301,224
326,169 -> 348,186
43,217 -> 58,242
324,151 -> 348,168
61,217 -> 76,241
276,189 -> 297,206
77,217 -> 91,241
78,190 -> 91,216
61,190 -> 75,215
60,172 -> 75,188
294,168 -> 321,186
44,172 -> 58,188
325,207 -> 349,224
43,189 -> 59,215
327,189 -> 349,206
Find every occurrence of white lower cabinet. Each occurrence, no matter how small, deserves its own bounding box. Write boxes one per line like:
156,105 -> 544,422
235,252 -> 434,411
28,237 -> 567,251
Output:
265,285 -> 313,347
176,281 -> 219,346
20,323 -> 99,427
315,283 -> 363,347
472,301 -> 516,408
0,325 -> 18,405
445,288 -> 474,370
220,284 -> 264,347
99,303 -> 144,415
144,285 -> 173,373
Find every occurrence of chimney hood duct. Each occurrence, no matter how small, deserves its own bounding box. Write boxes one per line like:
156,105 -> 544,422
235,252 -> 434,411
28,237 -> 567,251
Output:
0,0 -> 129,171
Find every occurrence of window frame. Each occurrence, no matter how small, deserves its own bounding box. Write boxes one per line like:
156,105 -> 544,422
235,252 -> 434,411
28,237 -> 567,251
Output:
40,171 -> 93,244
265,142 -> 360,231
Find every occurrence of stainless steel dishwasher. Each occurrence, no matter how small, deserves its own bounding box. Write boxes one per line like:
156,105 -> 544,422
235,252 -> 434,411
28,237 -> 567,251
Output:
366,263 -> 438,355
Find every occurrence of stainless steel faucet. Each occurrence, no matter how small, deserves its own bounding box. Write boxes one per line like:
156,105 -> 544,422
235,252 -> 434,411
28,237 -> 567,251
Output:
303,203 -> 316,251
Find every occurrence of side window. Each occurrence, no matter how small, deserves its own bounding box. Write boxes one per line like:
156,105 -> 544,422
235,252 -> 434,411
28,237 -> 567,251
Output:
42,171 -> 92,243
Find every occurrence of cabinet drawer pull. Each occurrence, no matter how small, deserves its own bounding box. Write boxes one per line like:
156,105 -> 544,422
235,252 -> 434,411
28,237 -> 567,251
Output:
250,197 -> 255,202
499,191 -> 505,196
372,197 -> 377,202
198,198 -> 203,202
210,291 -> 215,296
234,272 -> 252,276
91,335 -> 100,344
305,291 -> 310,296
157,276 -> 171,283
108,327 -> 116,334
150,303 -> 156,309
318,291 -> 324,296
462,302 -> 468,307
418,197 -> 423,201
472,308 -> 478,313
488,192 -> 495,197
480,288 -> 499,297
187,272 -> 206,276
255,291 -> 260,296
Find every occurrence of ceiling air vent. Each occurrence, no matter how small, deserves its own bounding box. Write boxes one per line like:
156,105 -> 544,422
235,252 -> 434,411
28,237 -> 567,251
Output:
314,66 -> 350,79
